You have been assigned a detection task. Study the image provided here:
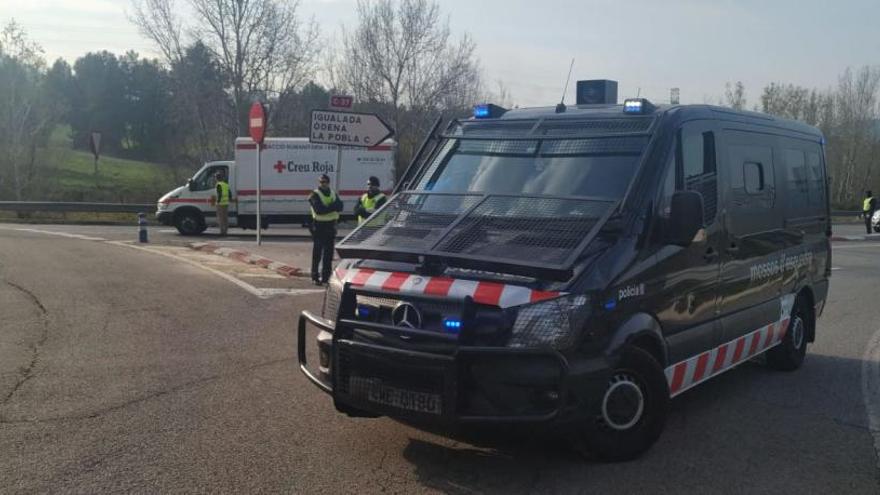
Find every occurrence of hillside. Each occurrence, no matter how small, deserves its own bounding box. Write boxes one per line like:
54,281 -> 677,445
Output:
23,127 -> 184,203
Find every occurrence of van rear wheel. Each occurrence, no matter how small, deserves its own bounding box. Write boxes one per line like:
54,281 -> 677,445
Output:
766,298 -> 809,371
571,346 -> 669,462
175,211 -> 205,236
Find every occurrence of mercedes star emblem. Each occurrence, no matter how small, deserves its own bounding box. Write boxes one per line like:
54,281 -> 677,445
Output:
391,302 -> 423,329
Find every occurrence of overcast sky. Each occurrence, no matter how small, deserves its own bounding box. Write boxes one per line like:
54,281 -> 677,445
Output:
3,0 -> 879,107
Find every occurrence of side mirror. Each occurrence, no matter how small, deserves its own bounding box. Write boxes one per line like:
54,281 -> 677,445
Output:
668,191 -> 705,246
187,178 -> 195,191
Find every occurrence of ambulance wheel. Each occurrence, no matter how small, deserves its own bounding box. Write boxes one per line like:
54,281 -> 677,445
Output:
767,298 -> 809,371
175,210 -> 205,236
572,346 -> 669,462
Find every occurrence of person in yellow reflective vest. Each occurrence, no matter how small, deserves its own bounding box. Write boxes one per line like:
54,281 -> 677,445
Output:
211,171 -> 232,236
354,176 -> 388,224
308,174 -> 344,285
863,190 -> 877,235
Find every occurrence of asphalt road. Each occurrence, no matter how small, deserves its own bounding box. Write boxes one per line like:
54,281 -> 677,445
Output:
1,224 -> 879,493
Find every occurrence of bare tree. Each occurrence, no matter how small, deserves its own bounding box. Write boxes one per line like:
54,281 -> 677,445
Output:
832,67 -> 880,205
0,21 -> 56,201
338,0 -> 481,172
189,0 -> 320,133
130,0 -> 185,64
130,0 -> 321,134
724,81 -> 747,110
759,68 -> 880,207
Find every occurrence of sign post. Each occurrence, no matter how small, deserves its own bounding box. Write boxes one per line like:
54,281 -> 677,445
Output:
89,132 -> 101,175
249,102 -> 267,245
325,99 -> 355,184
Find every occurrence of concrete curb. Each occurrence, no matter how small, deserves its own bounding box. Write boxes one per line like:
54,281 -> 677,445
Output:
188,242 -> 305,278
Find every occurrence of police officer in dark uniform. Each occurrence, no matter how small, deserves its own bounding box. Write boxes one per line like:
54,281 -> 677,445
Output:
354,176 -> 388,224
309,174 -> 343,285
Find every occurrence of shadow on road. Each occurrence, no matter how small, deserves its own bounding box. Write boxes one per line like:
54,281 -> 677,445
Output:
393,352 -> 877,494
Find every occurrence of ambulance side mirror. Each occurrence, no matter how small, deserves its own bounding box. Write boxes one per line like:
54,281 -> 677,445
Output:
187,178 -> 195,191
667,191 -> 704,247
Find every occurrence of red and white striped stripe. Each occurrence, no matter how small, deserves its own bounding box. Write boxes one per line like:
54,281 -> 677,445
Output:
335,268 -> 563,308
665,294 -> 797,397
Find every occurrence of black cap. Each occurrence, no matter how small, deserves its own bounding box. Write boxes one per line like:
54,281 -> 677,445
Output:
319,174 -> 330,182
367,176 -> 380,187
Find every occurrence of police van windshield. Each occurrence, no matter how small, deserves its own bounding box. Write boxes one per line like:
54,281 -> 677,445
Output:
415,137 -> 648,199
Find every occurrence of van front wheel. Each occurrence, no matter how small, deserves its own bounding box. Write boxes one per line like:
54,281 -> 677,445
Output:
572,346 -> 669,462
175,211 -> 205,236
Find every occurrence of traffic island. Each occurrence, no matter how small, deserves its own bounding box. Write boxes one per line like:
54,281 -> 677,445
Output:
188,242 -> 305,278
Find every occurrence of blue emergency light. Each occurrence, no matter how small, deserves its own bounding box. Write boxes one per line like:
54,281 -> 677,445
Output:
356,305 -> 372,318
623,98 -> 655,115
443,318 -> 462,332
473,103 -> 507,119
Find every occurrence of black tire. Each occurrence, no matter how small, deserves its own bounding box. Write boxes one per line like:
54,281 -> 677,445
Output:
571,346 -> 669,462
766,298 -> 809,371
175,210 -> 205,236
874,226 -> 880,233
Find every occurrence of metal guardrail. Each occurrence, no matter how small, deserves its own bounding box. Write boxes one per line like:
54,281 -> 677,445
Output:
0,201 -> 867,218
0,201 -> 153,214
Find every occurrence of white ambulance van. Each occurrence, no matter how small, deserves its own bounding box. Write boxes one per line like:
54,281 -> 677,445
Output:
156,138 -> 395,235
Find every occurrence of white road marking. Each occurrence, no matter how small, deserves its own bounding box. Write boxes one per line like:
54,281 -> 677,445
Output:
2,227 -> 106,241
831,267 -> 842,271
238,273 -> 286,279
832,243 -> 880,249
105,241 -> 323,299
1,226 -> 320,299
861,327 -> 880,472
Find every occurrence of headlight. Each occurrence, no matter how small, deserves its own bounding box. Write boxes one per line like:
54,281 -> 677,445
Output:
507,294 -> 590,350
322,275 -> 343,320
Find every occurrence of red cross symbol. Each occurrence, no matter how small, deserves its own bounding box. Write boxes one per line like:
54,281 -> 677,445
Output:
273,160 -> 285,173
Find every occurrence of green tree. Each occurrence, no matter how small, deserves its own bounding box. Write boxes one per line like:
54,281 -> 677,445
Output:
0,20 -> 57,200
119,52 -> 170,161
166,41 -> 234,175
69,51 -> 128,159
272,81 -> 330,136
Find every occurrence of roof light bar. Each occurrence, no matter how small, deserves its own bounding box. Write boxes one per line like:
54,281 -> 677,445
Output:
623,98 -> 656,115
473,103 -> 508,119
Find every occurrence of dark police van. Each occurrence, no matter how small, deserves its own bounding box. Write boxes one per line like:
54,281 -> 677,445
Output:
297,80 -> 831,461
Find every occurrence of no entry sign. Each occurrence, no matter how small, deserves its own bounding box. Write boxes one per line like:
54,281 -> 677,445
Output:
249,102 -> 266,144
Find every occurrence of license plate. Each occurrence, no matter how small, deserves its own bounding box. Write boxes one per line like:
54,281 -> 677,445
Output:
350,376 -> 441,415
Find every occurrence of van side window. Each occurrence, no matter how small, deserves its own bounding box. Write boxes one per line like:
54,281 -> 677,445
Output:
806,150 -> 825,209
193,166 -> 227,191
677,125 -> 717,223
728,143 -> 774,210
743,162 -> 766,193
783,148 -> 808,210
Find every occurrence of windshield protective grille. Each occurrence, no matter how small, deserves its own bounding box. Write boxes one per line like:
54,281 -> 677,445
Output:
432,196 -> 613,265
450,117 -> 654,139
338,192 -> 616,274
343,193 -> 484,249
